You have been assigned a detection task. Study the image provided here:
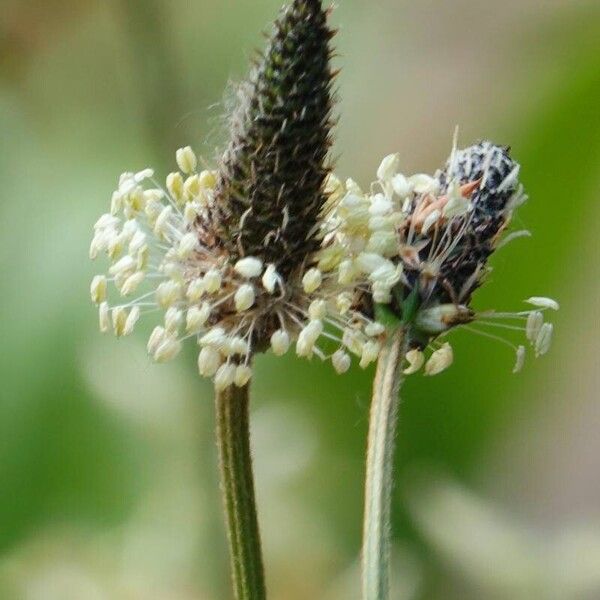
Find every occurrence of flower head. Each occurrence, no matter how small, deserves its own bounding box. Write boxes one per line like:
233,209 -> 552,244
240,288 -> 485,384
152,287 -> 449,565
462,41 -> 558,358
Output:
318,139 -> 557,374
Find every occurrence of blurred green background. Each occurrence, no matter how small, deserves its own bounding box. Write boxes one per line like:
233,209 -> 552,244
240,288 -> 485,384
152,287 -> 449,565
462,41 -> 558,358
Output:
1,0 -> 600,598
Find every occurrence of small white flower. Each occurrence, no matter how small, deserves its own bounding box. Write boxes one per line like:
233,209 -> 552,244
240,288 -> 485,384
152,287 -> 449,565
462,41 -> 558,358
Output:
90,275 -> 107,304
165,307 -> 183,333
200,327 -> 227,347
338,260 -> 357,285
421,209 -> 441,234
359,340 -> 380,368
112,307 -> 128,337
535,323 -> 553,356
296,320 -> 323,357
377,153 -> 400,183
177,232 -> 198,259
513,345 -> 526,373
332,349 -> 351,374
356,252 -> 389,275
302,268 -> 323,293
98,302 -> 110,333
121,271 -> 145,296
214,363 -> 236,391
409,173 -> 439,195
308,299 -> 327,320
391,173 -> 411,197
203,269 -> 222,293
262,264 -> 280,293
425,343 -> 453,376
271,330 -> 290,356
186,278 -> 205,302
234,257 -> 263,278
156,280 -> 182,308
526,297 -> 560,311
234,365 -> 253,387
154,335 -> 182,363
234,284 -> 256,312
198,346 -> 222,377
186,303 -> 211,333
526,311 -> 543,342
166,172 -> 184,201
365,322 -> 385,337
176,146 -> 197,174
123,306 -> 140,336
147,326 -> 166,354
403,349 -> 425,375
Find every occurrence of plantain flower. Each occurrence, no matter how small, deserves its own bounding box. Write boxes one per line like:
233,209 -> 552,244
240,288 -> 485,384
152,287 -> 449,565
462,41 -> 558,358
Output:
318,140 -> 558,374
88,0 -> 387,388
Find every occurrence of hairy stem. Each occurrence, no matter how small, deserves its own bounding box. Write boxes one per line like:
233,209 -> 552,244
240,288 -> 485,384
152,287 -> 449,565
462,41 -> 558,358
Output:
215,384 -> 266,600
362,327 -> 408,600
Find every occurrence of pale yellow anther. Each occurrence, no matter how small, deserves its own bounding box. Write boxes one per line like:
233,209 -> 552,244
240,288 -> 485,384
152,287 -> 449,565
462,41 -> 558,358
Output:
166,172 -> 184,201
186,303 -> 211,333
198,346 -> 221,377
214,363 -> 236,391
332,349 -> 351,374
98,302 -> 110,333
271,330 -> 290,356
121,271 -> 145,296
176,146 -> 197,175
403,349 -> 424,374
234,284 -> 255,312
203,269 -> 222,294
425,343 -> 454,376
234,257 -> 263,278
234,365 -> 253,387
302,268 -> 322,293
90,275 -> 107,304
112,307 -> 128,337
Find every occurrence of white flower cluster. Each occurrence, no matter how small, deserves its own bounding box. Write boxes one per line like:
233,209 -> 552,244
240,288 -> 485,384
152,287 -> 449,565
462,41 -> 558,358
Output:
315,149 -> 557,376
89,147 -> 390,389
90,144 -> 557,386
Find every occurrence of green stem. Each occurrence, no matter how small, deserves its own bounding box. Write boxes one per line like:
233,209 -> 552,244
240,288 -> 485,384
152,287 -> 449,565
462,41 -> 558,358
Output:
215,384 -> 266,600
362,327 -> 408,600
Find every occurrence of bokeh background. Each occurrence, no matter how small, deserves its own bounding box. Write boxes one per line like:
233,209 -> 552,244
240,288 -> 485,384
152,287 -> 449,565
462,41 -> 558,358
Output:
1,0 -> 600,598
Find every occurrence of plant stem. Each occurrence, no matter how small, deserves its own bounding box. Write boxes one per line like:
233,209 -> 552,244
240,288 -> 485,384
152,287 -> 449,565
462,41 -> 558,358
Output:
215,383 -> 266,600
362,327 -> 408,600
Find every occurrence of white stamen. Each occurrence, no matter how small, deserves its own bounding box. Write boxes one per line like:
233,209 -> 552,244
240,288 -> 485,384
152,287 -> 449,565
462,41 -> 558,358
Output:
176,146 -> 197,174
98,302 -> 110,333
121,271 -> 145,296
234,257 -> 263,278
214,363 -> 236,391
332,349 -> 351,374
90,275 -> 107,304
186,303 -> 211,333
526,311 -> 543,342
271,330 -> 290,356
425,343 -> 453,376
513,345 -> 526,373
535,323 -> 553,356
403,349 -> 424,374
234,284 -> 255,312
198,346 -> 221,377
302,268 -> 323,293
154,336 -> 182,363
525,297 -> 560,311
203,269 -> 222,293
262,264 -> 280,293
308,299 -> 327,320
234,365 -> 253,387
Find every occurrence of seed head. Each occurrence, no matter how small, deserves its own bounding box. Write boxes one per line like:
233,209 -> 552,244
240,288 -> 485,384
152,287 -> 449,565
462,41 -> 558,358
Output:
210,0 -> 336,276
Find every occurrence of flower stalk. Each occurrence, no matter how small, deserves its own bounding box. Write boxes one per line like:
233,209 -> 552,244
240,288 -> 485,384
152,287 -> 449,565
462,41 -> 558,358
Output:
362,324 -> 409,600
215,382 -> 266,600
